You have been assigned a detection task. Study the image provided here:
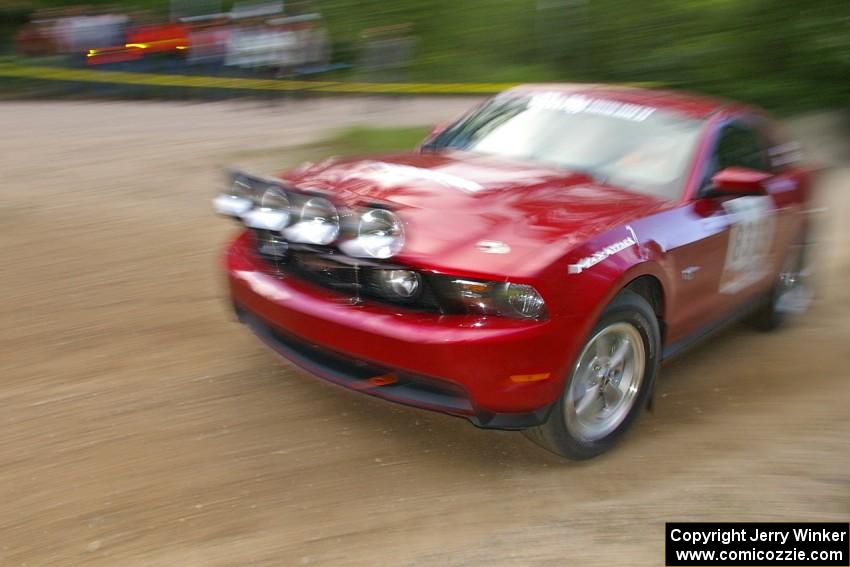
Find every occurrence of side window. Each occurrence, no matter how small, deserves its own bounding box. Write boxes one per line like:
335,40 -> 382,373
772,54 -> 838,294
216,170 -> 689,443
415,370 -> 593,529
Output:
717,124 -> 770,171
701,121 -> 771,193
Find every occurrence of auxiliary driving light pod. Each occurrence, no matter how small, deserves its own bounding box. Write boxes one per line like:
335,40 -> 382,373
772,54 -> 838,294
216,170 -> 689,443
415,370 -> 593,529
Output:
213,178 -> 253,217
339,208 -> 405,259
242,186 -> 291,231
283,197 -> 341,245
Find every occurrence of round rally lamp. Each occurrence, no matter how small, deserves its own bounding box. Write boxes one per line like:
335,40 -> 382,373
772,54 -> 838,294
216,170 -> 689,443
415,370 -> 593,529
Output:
243,185 -> 290,231
339,208 -> 405,259
259,185 -> 289,210
230,178 -> 252,199
284,197 -> 340,245
213,178 -> 254,217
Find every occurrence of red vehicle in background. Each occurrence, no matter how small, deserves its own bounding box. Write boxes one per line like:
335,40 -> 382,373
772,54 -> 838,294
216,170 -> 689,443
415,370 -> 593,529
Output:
85,22 -> 189,65
215,85 -> 815,459
123,23 -> 188,53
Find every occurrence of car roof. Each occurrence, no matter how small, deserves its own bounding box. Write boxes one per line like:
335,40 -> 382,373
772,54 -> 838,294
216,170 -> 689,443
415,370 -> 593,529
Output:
503,83 -> 749,120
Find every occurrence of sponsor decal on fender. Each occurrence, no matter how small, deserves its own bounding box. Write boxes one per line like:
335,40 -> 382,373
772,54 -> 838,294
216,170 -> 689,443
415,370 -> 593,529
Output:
568,236 -> 636,274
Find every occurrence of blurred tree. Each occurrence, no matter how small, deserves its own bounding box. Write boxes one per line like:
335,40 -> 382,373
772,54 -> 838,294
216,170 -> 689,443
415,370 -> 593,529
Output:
2,0 -> 847,111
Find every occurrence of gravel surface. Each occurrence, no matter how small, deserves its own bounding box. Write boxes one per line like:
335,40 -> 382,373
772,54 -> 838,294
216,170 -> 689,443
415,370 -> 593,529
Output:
1,99 -> 848,566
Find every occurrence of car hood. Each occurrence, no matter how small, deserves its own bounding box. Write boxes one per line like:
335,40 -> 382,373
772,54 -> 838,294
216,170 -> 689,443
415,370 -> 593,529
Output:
279,150 -> 666,278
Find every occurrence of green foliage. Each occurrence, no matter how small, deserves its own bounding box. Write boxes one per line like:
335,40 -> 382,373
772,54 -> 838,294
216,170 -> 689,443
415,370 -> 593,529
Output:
308,125 -> 429,155
5,0 -> 849,112
316,0 -> 849,112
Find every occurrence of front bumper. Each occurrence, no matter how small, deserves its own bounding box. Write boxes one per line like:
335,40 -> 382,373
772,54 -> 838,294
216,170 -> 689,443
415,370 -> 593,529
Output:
225,232 -> 582,429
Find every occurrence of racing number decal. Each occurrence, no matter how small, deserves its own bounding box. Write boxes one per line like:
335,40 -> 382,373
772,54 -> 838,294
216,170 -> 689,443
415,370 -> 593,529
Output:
719,196 -> 776,294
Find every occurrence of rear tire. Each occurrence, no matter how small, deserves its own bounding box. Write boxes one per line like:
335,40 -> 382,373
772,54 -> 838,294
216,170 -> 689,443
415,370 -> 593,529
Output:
748,232 -> 814,331
524,290 -> 660,460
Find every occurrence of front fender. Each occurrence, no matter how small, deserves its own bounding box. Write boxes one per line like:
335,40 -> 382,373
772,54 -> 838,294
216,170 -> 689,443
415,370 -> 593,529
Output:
533,228 -> 672,384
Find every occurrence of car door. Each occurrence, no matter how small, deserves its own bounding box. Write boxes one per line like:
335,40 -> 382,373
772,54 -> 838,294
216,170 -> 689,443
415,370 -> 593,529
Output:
664,117 -> 781,344
706,119 -> 781,294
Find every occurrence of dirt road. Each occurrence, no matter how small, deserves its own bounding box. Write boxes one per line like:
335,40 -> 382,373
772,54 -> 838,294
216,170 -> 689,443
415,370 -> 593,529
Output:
1,100 -> 848,566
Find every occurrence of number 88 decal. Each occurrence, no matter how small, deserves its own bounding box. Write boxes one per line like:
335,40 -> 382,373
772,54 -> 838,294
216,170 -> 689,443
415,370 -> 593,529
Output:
720,196 -> 776,294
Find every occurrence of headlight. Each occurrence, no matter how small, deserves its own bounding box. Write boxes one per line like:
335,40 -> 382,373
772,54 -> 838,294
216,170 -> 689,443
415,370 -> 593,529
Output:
339,208 -> 405,259
284,197 -> 340,245
375,269 -> 421,300
450,279 -> 546,319
243,185 -> 290,231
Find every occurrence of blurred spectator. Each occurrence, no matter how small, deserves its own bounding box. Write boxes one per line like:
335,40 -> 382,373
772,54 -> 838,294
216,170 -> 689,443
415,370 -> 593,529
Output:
11,1 -> 335,78
267,13 -> 331,74
15,11 -> 58,56
225,18 -> 277,69
186,17 -> 230,67
55,7 -> 128,54
223,12 -> 330,74
359,23 -> 415,81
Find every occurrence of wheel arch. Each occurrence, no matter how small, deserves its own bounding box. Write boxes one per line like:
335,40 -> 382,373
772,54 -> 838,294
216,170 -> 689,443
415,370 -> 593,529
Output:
623,274 -> 667,342
623,274 -> 665,320
568,261 -> 670,360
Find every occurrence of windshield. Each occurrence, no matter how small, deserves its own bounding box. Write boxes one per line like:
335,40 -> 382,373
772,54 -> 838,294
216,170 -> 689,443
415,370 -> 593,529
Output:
424,93 -> 705,199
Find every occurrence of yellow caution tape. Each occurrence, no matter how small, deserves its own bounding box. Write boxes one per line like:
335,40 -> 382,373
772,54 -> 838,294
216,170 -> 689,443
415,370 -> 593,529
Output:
0,62 -> 518,94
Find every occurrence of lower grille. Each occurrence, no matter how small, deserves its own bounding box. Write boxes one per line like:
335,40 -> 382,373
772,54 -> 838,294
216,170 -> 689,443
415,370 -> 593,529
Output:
238,306 -> 474,416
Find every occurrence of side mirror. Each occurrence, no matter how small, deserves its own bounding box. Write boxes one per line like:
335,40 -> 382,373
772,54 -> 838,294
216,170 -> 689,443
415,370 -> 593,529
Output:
709,167 -> 772,197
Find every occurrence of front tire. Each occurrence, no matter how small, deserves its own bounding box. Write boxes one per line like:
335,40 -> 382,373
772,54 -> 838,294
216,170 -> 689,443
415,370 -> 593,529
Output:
524,290 -> 660,460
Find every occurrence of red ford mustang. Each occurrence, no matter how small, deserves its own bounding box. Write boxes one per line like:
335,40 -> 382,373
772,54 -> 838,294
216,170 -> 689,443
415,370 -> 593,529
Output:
215,85 -> 815,459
